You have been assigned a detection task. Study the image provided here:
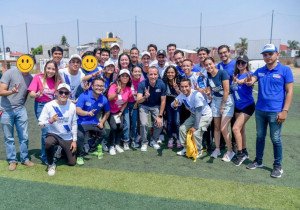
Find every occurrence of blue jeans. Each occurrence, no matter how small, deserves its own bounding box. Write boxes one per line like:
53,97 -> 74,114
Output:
34,101 -> 48,163
255,110 -> 283,167
166,102 -> 180,139
0,106 -> 29,163
122,102 -> 139,142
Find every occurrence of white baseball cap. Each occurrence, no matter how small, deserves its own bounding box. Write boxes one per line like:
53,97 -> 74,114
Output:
69,54 -> 82,63
141,51 -> 150,58
110,43 -> 120,49
261,44 -> 278,54
104,60 -> 115,68
57,83 -> 71,92
118,69 -> 131,76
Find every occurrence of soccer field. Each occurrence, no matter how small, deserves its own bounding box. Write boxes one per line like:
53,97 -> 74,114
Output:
0,85 -> 299,209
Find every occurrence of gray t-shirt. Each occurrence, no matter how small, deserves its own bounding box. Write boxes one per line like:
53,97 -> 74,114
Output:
0,67 -> 33,111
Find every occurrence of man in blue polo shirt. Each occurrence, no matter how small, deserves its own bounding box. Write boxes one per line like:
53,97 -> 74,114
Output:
246,44 -> 294,178
76,77 -> 110,165
137,66 -> 166,151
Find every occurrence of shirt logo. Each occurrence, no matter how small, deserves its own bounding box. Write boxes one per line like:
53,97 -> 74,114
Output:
155,89 -> 161,93
258,73 -> 265,77
85,102 -> 91,106
98,103 -> 103,107
273,74 -> 281,79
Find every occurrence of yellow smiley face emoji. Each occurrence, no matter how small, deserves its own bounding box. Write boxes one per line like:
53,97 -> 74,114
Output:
16,55 -> 34,73
82,55 -> 98,72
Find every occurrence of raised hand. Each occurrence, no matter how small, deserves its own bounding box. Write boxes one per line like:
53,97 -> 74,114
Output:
87,109 -> 97,117
144,86 -> 150,99
49,114 -> 58,124
173,98 -> 179,108
11,84 -> 20,94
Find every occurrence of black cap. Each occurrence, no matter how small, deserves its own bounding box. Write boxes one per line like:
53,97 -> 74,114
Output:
236,55 -> 249,63
157,49 -> 166,57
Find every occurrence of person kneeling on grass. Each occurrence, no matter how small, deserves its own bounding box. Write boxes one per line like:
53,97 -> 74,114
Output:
76,78 -> 110,165
38,83 -> 77,176
173,78 -> 212,158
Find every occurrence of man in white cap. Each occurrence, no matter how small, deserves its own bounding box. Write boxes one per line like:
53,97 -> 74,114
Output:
38,83 -> 78,176
246,44 -> 294,178
109,43 -> 120,66
141,51 -> 151,78
58,54 -> 85,101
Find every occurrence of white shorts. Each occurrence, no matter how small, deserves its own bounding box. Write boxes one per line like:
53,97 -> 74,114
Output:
211,95 -> 234,117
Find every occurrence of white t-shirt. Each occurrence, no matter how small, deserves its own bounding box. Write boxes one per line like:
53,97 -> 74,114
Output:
59,68 -> 85,99
184,72 -> 199,90
155,62 -> 169,78
38,100 -> 77,141
173,90 -> 211,115
149,59 -> 158,67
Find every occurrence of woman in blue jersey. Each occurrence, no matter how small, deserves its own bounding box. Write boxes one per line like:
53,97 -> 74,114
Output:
231,55 -> 255,166
204,57 -> 235,162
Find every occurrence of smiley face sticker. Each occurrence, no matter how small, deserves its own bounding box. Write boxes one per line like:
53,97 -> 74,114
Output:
82,55 -> 98,72
16,54 -> 35,73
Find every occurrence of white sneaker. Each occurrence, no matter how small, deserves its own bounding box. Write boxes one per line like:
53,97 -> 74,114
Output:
222,151 -> 235,162
197,149 -> 203,159
47,164 -> 56,176
158,135 -> 164,144
177,148 -> 186,156
115,145 -> 124,153
210,149 -> 221,159
109,146 -> 116,155
123,142 -> 130,151
151,142 -> 161,150
141,144 -> 147,152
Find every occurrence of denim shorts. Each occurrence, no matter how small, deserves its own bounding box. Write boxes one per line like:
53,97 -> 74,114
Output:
211,94 -> 234,117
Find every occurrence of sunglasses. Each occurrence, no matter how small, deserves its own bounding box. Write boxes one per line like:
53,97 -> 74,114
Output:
263,52 -> 274,57
237,61 -> 247,65
58,90 -> 70,96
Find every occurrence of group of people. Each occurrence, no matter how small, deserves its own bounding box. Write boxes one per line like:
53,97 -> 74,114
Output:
0,42 -> 293,179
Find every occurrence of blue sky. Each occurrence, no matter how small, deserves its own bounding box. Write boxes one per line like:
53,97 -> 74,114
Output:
0,0 -> 299,52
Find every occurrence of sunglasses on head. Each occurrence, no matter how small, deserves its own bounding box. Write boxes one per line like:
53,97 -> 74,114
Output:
58,90 -> 70,96
263,52 -> 274,57
237,61 -> 247,65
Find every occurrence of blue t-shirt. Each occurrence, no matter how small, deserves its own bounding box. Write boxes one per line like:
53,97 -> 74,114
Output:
217,60 -> 236,84
254,63 -> 294,112
207,70 -> 229,97
176,66 -> 185,77
138,79 -> 166,107
76,90 -> 110,125
232,73 -> 255,110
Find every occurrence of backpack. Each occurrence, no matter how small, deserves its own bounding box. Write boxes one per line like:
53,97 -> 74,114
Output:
186,130 -> 198,162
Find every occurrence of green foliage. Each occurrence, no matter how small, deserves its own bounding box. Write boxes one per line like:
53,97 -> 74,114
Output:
60,35 -> 69,47
287,40 -> 299,50
234,37 -> 248,55
31,45 -> 43,55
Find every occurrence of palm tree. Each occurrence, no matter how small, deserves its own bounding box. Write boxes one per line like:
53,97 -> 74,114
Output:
60,35 -> 69,47
234,37 -> 248,55
287,40 -> 299,50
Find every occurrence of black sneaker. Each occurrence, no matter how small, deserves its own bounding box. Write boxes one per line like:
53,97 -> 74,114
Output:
270,166 -> 283,178
246,160 -> 263,169
233,153 -> 247,166
242,148 -> 249,158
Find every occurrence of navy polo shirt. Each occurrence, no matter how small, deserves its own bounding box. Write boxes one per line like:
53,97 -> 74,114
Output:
217,60 -> 236,83
76,90 -> 110,125
138,79 -> 166,107
254,63 -> 293,112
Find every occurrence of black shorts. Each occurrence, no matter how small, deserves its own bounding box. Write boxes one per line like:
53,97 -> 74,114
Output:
234,103 -> 255,116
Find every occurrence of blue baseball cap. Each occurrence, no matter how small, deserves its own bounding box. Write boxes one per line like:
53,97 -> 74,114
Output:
261,44 -> 278,54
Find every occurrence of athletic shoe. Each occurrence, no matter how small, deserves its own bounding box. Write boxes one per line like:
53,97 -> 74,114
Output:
242,148 -> 249,158
23,160 -> 34,167
123,142 -> 130,151
246,160 -> 263,169
141,144 -> 147,152
222,151 -> 235,162
168,138 -> 174,149
176,140 -> 183,149
76,157 -> 84,165
102,143 -> 109,152
115,145 -> 124,153
47,164 -> 56,176
8,162 -> 17,171
210,149 -> 221,159
54,146 -> 62,159
197,149 -> 203,159
233,153 -> 247,166
158,135 -> 164,144
150,141 -> 161,149
176,148 -> 186,156
131,141 -> 140,148
109,146 -> 116,155
270,166 -> 283,178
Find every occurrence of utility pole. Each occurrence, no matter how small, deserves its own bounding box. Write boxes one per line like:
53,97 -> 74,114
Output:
135,16 -> 138,47
270,10 -> 274,44
200,12 -> 202,48
25,22 -> 29,53
1,25 -> 6,70
77,19 -> 80,46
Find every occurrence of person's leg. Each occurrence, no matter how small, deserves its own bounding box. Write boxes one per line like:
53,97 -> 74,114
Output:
115,115 -> 124,146
58,138 -> 76,166
220,116 -> 233,152
108,115 -> 118,147
1,110 -> 17,164
179,115 -> 194,147
166,103 -> 174,139
268,112 -> 283,167
77,124 -> 87,157
15,107 -> 30,163
122,105 -> 130,143
255,110 -> 268,165
45,134 -> 59,166
213,117 -> 221,149
139,105 -> 149,145
150,106 -> 163,143
194,114 -> 213,151
232,112 -> 251,152
129,103 -> 138,141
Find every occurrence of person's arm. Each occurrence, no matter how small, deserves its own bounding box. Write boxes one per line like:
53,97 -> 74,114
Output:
0,83 -> 19,96
277,82 -> 293,123
155,96 -> 166,127
76,107 -> 96,117
220,79 -> 230,113
70,111 -> 78,153
245,75 -> 258,86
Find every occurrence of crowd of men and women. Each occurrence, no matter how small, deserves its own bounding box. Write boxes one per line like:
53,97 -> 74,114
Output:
0,42 -> 294,178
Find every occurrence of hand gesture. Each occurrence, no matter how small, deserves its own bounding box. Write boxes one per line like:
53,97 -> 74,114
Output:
92,71 -> 101,78
11,84 -> 20,94
173,79 -> 179,90
70,141 -> 77,153
49,114 -> 58,124
83,81 -> 91,91
87,109 -> 97,117
173,98 -> 179,109
116,81 -> 121,94
97,122 -> 104,129
233,75 -> 238,84
144,87 -> 150,99
35,89 -> 43,98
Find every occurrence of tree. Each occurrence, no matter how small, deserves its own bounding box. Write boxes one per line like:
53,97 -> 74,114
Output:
60,35 -> 69,47
287,40 -> 299,50
234,37 -> 248,55
31,45 -> 43,56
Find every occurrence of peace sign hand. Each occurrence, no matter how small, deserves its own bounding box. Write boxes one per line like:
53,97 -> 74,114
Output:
144,87 -> 150,99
